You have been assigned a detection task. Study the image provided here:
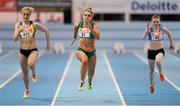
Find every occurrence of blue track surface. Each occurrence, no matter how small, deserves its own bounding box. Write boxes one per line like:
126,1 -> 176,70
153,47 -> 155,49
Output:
0,50 -> 180,105
0,51 -> 20,85
0,52 -> 70,105
55,51 -> 122,105
107,51 -> 180,105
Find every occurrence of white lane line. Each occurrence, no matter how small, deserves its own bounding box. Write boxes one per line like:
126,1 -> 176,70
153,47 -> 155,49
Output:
0,51 -> 14,60
0,70 -> 21,89
50,52 -> 74,106
102,51 -> 127,106
133,50 -> 180,92
0,51 -> 45,89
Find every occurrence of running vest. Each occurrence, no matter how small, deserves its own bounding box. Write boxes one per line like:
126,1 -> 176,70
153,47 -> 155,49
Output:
147,25 -> 163,41
19,21 -> 36,38
77,21 -> 95,39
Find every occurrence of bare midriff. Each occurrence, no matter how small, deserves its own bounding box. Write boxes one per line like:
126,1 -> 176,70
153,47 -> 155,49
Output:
78,38 -> 96,52
148,41 -> 163,50
20,37 -> 37,49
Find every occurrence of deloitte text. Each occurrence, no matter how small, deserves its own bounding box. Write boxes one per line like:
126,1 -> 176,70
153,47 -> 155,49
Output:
131,1 -> 178,12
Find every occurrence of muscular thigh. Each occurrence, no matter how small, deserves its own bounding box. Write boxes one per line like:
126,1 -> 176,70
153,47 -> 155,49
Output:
75,51 -> 88,63
28,51 -> 38,65
19,53 -> 28,68
155,53 -> 164,62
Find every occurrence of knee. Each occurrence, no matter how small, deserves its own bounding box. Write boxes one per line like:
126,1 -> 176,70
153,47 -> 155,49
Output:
82,59 -> 88,65
156,60 -> 161,65
23,74 -> 29,79
28,62 -> 35,68
22,71 -> 29,78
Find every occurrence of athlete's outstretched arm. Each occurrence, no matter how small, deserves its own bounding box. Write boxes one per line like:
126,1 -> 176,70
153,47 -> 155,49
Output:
13,23 -> 22,41
89,23 -> 100,40
70,22 -> 79,46
163,27 -> 174,50
142,22 -> 150,40
73,22 -> 79,40
34,22 -> 51,51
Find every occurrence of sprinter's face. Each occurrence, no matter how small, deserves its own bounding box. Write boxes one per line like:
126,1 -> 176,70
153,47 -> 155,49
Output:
21,10 -> 31,22
82,11 -> 93,22
152,18 -> 160,26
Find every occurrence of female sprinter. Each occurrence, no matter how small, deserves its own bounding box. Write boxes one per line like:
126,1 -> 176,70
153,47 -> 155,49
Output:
73,7 -> 100,91
13,6 -> 50,98
142,15 -> 174,93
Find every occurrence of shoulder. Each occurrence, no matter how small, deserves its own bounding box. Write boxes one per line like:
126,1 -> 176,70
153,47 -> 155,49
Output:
74,21 -> 81,28
91,20 -> 96,25
33,22 -> 43,28
33,22 -> 48,31
162,26 -> 167,29
32,21 -> 38,26
161,25 -> 169,31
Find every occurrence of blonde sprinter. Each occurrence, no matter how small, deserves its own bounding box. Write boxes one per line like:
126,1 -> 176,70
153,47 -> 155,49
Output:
73,7 -> 100,91
142,15 -> 174,93
13,6 -> 50,98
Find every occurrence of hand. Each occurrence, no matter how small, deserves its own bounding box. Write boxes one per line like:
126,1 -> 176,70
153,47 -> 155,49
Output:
146,22 -> 150,32
146,22 -> 150,28
18,27 -> 23,33
74,22 -> 79,28
169,44 -> 174,51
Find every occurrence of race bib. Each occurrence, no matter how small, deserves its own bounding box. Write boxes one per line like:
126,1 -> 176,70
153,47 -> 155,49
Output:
20,32 -> 33,38
151,32 -> 162,41
78,28 -> 91,38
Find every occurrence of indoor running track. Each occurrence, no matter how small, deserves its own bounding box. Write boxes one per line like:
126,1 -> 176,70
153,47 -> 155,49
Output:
0,50 -> 180,106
